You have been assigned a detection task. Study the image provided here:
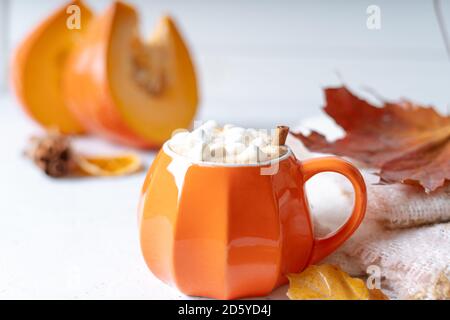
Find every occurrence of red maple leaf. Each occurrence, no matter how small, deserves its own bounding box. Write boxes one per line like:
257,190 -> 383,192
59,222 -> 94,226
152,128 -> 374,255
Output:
293,86 -> 450,192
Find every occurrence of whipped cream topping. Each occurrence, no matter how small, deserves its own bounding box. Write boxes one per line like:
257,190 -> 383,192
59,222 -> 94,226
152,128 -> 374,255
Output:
168,121 -> 288,164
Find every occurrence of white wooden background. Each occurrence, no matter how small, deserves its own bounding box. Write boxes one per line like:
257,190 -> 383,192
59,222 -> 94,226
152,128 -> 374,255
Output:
0,0 -> 449,299
1,0 -> 449,125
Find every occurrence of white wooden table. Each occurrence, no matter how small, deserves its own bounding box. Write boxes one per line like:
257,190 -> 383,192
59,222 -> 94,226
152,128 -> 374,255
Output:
0,0 -> 449,299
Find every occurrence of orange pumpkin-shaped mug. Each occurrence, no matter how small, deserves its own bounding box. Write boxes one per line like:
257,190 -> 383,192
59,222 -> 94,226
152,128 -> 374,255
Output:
138,142 -> 366,299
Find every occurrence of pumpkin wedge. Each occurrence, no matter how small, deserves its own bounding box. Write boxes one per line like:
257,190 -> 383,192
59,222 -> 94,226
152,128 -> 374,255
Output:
12,0 -> 93,134
63,2 -> 199,148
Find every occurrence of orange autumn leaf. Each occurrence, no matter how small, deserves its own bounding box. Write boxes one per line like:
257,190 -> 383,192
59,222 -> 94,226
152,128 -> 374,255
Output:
287,264 -> 388,300
293,86 -> 450,192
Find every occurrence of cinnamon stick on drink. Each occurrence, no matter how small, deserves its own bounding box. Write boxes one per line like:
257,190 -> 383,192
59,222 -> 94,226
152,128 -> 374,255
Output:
275,125 -> 289,145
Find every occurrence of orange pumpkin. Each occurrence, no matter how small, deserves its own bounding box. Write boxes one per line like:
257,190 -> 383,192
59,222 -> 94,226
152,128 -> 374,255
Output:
11,0 -> 93,134
63,2 -> 199,148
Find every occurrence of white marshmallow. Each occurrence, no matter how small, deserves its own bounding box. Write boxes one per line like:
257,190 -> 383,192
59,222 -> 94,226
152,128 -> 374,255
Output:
203,143 -> 227,162
199,120 -> 218,130
171,131 -> 189,142
251,136 -> 268,148
190,128 -> 209,143
227,127 -> 246,136
168,122 -> 286,164
246,128 -> 259,138
237,145 -> 269,163
223,124 -> 235,130
262,145 -> 283,159
225,142 -> 246,156
225,132 -> 245,144
186,143 -> 206,162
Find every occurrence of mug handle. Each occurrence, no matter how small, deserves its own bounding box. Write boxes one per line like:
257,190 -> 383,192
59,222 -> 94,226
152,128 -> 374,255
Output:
301,156 -> 367,265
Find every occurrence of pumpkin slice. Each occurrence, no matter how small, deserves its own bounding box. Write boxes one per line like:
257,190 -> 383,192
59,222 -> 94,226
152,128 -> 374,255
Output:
12,0 -> 93,134
75,153 -> 142,176
63,2 -> 198,148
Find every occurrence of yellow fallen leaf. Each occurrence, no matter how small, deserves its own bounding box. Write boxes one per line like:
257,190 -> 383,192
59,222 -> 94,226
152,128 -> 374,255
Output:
287,264 -> 388,300
75,153 -> 142,176
369,288 -> 389,300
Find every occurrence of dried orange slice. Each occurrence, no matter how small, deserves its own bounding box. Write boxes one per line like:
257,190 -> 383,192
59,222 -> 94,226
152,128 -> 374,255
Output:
287,264 -> 388,300
75,153 -> 143,176
369,288 -> 389,300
